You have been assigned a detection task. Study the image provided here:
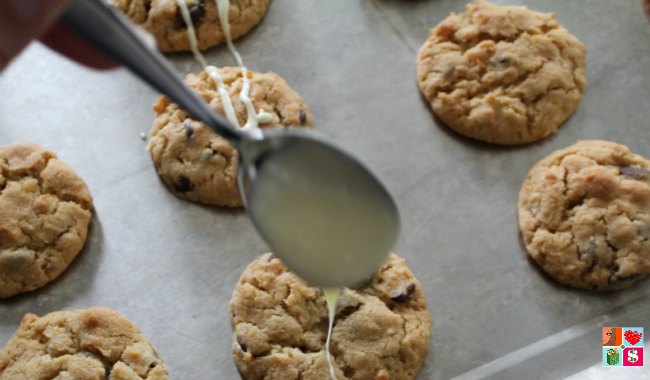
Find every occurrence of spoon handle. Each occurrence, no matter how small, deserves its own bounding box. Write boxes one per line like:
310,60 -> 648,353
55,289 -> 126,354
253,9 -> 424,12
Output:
60,0 -> 242,143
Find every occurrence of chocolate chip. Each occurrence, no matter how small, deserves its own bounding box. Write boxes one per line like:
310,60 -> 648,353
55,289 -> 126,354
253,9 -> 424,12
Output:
606,241 -> 617,252
619,166 -> 649,178
343,366 -> 356,378
390,282 -> 416,303
189,2 -> 206,23
183,122 -> 194,138
237,337 -> 248,352
299,110 -> 307,125
176,1 -> 206,28
173,175 -> 194,193
149,362 -> 157,369
633,221 -> 650,239
338,305 -> 359,318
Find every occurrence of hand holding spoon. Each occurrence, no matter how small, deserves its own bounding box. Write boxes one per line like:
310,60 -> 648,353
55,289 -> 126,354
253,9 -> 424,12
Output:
61,0 -> 400,288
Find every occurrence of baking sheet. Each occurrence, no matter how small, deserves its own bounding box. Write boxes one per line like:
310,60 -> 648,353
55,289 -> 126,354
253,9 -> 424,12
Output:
1,1 -> 649,379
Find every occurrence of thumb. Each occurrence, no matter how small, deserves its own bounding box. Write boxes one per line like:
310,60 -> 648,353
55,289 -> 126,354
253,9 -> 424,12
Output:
0,0 -> 70,70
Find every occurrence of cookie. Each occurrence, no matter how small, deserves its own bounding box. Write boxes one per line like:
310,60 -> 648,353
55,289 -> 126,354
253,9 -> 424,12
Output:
0,143 -> 93,298
148,67 -> 313,207
230,253 -> 432,380
416,0 -> 586,145
518,140 -> 650,291
110,0 -> 270,52
0,307 -> 168,379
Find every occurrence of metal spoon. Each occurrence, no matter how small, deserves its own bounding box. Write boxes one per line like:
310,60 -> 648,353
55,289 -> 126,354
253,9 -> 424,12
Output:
60,0 -> 400,288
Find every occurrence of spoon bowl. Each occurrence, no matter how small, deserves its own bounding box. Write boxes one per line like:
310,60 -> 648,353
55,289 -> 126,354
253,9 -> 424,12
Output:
239,129 -> 400,287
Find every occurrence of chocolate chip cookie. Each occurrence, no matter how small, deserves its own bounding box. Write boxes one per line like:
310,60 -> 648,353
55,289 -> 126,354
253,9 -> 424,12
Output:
416,0 -> 586,145
110,0 -> 270,52
230,253 -> 432,379
148,67 -> 313,207
0,143 -> 93,298
0,307 -> 168,379
518,140 -> 650,291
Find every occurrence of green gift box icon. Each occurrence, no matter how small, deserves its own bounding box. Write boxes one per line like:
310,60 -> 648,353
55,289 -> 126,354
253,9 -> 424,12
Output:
607,348 -> 620,365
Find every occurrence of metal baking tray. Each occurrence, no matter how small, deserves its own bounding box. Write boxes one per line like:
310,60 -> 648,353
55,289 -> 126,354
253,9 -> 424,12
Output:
1,1 -> 649,378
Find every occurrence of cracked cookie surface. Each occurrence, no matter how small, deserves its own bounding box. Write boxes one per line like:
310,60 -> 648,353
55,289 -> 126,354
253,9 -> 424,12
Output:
0,307 -> 168,379
0,143 -> 93,298
109,0 -> 270,52
518,140 -> 650,291
229,253 -> 432,380
416,0 -> 586,145
148,67 -> 313,207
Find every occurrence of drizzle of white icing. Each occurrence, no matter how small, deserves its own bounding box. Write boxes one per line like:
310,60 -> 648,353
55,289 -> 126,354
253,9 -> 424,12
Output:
256,110 -> 274,124
206,65 -> 239,127
215,0 -> 262,130
177,0 -> 240,127
323,287 -> 339,380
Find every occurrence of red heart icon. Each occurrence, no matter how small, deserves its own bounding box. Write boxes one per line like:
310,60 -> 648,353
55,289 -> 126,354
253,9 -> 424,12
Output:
624,330 -> 643,345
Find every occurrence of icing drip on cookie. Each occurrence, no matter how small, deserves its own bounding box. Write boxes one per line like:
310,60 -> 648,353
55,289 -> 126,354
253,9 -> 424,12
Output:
323,287 -> 340,380
177,0 -> 271,129
177,0 -> 206,67
177,0 -> 240,127
205,65 -> 239,126
215,0 -> 272,129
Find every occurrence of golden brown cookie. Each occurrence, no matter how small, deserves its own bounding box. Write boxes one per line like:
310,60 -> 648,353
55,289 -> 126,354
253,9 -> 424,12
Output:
0,143 -> 93,298
148,67 -> 313,207
416,0 -> 586,145
229,253 -> 432,380
518,140 -> 650,291
0,307 -> 168,379
110,0 -> 270,52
